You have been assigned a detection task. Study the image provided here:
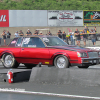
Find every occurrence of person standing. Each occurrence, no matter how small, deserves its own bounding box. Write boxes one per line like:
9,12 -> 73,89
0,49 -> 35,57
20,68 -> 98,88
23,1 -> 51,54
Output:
82,29 -> 87,47
39,31 -> 43,35
47,31 -> 52,36
15,31 -> 19,37
69,30 -> 75,45
57,30 -> 62,39
26,29 -> 32,36
94,26 -> 97,32
33,30 -> 38,35
89,29 -> 96,46
1,30 -> 6,45
19,30 -> 24,36
84,26 -> 89,39
62,31 -> 66,42
6,31 -> 11,38
75,29 -> 80,46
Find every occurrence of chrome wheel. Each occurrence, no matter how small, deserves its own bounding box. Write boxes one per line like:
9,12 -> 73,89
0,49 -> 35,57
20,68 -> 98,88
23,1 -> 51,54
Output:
57,57 -> 66,68
4,55 -> 13,67
54,55 -> 69,68
1,53 -> 19,68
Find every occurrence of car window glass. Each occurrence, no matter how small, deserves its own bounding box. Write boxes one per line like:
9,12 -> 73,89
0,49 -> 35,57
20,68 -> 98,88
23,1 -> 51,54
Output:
42,37 -> 68,46
8,38 -> 18,47
22,37 -> 45,47
16,37 -> 23,47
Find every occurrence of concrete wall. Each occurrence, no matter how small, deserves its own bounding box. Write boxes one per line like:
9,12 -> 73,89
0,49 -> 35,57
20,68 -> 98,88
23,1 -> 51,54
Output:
0,26 -> 99,38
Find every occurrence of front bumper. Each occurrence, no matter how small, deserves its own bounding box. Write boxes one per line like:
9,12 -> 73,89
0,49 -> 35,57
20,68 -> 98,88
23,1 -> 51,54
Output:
71,57 -> 100,66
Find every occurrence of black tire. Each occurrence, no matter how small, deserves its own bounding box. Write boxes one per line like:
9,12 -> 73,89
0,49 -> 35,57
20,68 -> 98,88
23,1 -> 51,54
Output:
1,53 -> 19,68
24,64 -> 37,69
78,66 -> 89,68
54,55 -> 69,68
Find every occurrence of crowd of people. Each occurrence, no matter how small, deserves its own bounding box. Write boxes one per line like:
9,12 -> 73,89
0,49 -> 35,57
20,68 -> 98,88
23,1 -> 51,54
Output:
1,29 -> 53,45
1,26 -> 97,46
57,26 -> 97,47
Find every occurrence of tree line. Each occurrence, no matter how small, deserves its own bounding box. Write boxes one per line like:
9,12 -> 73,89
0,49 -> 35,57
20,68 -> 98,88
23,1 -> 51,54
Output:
0,0 -> 100,10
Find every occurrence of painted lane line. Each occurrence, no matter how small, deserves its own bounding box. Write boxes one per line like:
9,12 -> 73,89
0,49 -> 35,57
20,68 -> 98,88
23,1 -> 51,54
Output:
0,89 -> 100,100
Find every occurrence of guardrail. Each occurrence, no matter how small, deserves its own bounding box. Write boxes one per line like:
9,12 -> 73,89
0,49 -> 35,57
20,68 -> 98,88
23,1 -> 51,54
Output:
0,36 -> 100,47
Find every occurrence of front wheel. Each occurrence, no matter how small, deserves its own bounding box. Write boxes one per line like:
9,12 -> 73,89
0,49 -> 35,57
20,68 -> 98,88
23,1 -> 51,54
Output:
78,66 -> 89,68
1,53 -> 19,68
54,55 -> 69,68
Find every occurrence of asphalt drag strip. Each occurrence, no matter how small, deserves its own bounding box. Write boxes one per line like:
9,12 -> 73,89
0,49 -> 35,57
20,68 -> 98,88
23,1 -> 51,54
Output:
0,64 -> 100,99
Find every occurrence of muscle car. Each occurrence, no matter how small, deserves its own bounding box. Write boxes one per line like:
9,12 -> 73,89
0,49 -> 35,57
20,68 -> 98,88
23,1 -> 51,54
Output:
0,35 -> 100,69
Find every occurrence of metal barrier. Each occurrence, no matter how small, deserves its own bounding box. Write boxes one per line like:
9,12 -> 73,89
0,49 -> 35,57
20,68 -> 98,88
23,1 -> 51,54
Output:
0,36 -> 99,47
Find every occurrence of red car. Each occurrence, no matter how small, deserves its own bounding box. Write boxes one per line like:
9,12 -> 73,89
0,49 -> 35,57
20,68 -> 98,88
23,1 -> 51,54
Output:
0,35 -> 100,68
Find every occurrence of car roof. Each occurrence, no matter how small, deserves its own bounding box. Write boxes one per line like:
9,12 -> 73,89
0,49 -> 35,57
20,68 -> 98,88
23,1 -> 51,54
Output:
16,35 -> 56,38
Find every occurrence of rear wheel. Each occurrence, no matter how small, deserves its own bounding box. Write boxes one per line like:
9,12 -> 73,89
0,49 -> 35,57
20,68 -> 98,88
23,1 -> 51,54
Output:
54,55 -> 69,68
24,64 -> 37,69
1,53 -> 19,68
78,66 -> 89,68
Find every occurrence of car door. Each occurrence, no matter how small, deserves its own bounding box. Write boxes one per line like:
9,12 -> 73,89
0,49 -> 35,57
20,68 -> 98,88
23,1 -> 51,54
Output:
20,37 -> 50,64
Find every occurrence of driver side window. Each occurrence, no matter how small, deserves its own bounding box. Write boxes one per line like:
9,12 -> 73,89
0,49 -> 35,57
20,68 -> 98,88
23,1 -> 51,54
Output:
22,37 -> 45,47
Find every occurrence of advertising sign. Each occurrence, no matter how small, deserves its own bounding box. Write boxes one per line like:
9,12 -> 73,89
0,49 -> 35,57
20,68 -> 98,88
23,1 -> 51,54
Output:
48,10 -> 83,26
84,11 -> 100,26
0,10 -> 9,27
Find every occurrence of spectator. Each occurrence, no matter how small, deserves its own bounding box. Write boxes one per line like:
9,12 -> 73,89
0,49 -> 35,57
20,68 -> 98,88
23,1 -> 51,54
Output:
82,29 -> 87,47
94,26 -> 97,33
15,31 -> 19,37
57,30 -> 62,39
26,29 -> 32,36
19,30 -> 24,36
47,31 -> 52,36
89,29 -> 96,46
33,30 -> 38,35
62,31 -> 66,42
1,30 -> 6,45
6,31 -> 11,38
84,26 -> 89,33
75,29 -> 80,46
39,31 -> 43,35
69,30 -> 75,45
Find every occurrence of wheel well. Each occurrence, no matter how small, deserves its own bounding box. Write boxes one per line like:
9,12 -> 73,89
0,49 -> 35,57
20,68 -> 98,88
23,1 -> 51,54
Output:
1,53 -> 12,58
53,54 -> 71,66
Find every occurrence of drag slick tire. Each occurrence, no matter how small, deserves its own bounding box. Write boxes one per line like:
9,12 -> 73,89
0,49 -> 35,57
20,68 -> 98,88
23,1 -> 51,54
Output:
78,66 -> 89,68
1,53 -> 19,68
24,64 -> 37,69
54,55 -> 69,68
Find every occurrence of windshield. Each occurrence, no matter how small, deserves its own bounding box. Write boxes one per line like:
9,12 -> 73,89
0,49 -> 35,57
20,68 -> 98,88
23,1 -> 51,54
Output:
42,37 -> 68,46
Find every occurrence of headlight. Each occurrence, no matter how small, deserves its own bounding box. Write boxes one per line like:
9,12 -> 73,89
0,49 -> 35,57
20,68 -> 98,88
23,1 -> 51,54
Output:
77,52 -> 87,57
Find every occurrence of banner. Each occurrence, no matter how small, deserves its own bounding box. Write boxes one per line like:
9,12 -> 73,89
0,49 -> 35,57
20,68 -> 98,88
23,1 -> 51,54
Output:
9,10 -> 47,27
84,11 -> 100,26
48,10 -> 83,26
0,10 -> 9,27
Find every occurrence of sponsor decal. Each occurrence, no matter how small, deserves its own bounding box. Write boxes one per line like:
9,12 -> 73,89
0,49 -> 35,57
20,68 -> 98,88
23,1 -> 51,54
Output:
0,10 -> 9,27
11,40 -> 16,44
57,12 -> 75,22
45,62 -> 49,64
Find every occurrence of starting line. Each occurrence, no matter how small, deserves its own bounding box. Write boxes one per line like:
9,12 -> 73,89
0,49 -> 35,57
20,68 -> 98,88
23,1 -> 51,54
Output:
0,89 -> 100,100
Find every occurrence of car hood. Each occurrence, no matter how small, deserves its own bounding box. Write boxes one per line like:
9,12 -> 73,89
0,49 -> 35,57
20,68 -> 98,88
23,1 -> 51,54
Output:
47,45 -> 98,52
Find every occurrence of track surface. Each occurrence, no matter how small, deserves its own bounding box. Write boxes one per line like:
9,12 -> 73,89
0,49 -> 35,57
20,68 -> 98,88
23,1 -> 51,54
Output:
0,63 -> 100,99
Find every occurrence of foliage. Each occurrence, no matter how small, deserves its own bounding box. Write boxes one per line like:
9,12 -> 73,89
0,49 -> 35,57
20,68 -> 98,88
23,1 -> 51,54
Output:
0,0 -> 100,10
